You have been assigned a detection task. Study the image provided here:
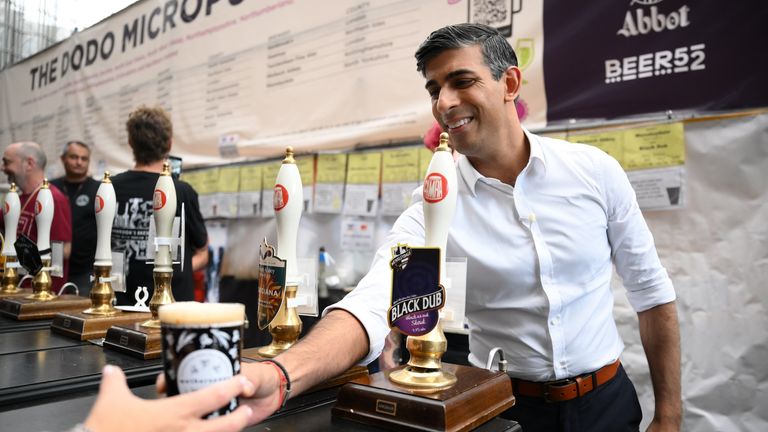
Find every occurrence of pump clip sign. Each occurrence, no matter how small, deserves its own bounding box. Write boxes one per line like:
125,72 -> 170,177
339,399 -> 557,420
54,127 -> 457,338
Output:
387,244 -> 445,336
257,238 -> 287,330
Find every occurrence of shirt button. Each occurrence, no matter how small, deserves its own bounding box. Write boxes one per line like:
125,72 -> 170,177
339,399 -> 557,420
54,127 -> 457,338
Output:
550,316 -> 560,326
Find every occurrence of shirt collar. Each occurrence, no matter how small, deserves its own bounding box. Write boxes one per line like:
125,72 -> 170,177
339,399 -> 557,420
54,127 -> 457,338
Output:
523,127 -> 547,176
457,154 -> 482,196
458,127 -> 548,196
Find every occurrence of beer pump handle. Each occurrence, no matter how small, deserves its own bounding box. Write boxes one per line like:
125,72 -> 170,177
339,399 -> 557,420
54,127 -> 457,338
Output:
153,163 -> 177,271
94,172 -> 116,266
35,179 -> 54,257
274,147 -> 303,280
2,183 -> 20,256
422,133 -> 457,279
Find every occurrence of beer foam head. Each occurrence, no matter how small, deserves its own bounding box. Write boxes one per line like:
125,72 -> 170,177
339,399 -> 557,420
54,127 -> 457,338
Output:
159,302 -> 245,326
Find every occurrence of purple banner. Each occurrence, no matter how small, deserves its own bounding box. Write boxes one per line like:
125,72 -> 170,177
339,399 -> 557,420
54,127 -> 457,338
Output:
543,0 -> 768,121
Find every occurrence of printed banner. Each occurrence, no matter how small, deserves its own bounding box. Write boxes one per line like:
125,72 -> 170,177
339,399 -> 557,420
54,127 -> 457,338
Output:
2,0 -> 761,179
544,0 -> 768,121
0,0 -> 547,177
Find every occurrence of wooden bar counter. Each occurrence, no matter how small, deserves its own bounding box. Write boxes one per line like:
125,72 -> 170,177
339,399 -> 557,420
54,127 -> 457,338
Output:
0,383 -> 521,431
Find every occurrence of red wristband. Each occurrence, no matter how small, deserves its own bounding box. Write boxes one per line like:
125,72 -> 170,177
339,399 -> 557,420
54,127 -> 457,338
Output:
260,360 -> 290,409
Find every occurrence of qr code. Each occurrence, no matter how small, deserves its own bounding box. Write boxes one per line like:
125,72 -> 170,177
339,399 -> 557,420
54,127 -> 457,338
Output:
472,0 -> 509,26
469,0 -> 521,37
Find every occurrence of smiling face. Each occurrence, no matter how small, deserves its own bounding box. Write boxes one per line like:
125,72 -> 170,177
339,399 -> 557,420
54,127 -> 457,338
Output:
424,45 -> 520,161
2,144 -> 27,189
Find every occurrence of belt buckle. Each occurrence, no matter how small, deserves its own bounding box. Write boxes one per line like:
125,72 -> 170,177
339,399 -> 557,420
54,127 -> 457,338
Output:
543,378 -> 575,403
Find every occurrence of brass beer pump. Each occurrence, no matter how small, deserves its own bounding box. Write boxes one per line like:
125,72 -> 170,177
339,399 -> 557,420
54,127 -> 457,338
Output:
257,285 -> 302,357
242,148 -> 368,394
101,162 -> 177,357
0,183 -> 22,295
142,162 -> 177,328
83,172 -> 119,316
389,132 -> 457,391
51,172 -> 152,340
27,179 -> 57,302
257,147 -> 303,358
0,179 -> 89,319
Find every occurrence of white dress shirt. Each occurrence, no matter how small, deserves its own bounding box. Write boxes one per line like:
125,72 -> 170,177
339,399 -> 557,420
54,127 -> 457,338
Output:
328,128 -> 675,381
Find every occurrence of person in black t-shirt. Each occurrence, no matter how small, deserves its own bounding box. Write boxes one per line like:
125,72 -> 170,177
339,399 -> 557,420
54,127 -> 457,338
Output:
111,106 -> 208,305
51,141 -> 100,295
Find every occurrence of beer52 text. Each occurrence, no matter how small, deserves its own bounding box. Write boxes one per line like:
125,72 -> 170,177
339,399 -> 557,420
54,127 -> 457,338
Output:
605,43 -> 705,84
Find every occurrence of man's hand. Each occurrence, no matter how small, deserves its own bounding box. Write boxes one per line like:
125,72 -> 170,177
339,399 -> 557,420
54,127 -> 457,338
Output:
647,415 -> 683,432
156,361 -> 284,426
237,362 -> 285,424
154,310 -> 368,428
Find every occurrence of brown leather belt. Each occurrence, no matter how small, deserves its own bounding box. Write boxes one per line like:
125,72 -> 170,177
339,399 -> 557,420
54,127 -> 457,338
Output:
510,359 -> 621,403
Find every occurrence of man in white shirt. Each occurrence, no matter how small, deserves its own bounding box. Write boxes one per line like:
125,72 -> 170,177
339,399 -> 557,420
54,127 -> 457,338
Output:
230,23 -> 681,431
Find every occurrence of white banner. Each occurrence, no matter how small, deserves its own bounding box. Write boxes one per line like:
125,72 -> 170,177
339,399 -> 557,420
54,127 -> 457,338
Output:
0,0 -> 546,177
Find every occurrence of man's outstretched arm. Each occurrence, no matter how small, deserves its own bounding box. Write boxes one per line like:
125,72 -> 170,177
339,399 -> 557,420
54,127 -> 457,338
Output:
239,309 -> 370,425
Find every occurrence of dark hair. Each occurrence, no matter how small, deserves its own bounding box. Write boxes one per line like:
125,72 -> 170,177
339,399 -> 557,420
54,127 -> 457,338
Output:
415,23 -> 518,80
126,106 -> 172,164
61,140 -> 90,156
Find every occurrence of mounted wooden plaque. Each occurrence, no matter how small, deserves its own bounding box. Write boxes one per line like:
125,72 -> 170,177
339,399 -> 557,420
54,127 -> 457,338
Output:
102,323 -> 162,359
333,363 -> 514,432
0,295 -> 91,320
51,311 -> 153,340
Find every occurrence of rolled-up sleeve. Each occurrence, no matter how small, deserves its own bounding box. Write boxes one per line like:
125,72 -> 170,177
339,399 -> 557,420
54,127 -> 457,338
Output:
602,155 -> 676,312
323,202 -> 426,365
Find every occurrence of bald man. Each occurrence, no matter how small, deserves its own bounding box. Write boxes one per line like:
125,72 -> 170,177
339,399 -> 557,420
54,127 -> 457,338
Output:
2,141 -> 72,294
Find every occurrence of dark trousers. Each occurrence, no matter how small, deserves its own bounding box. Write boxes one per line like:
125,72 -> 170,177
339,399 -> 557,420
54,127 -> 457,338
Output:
501,365 -> 642,432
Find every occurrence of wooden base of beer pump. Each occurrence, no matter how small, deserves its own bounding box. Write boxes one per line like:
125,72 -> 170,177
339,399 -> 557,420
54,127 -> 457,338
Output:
102,270 -> 173,359
52,265 -> 151,340
0,259 -> 89,320
333,324 -> 515,432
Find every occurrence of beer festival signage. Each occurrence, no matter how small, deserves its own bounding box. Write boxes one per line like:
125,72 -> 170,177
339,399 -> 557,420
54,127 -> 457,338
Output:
543,0 -> 766,120
0,0 -> 764,176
